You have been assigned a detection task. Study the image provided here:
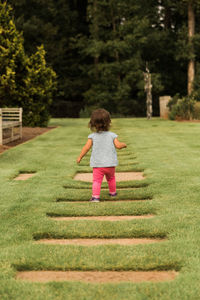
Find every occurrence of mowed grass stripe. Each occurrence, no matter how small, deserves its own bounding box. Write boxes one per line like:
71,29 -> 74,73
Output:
55,188 -> 153,202
63,179 -> 151,189
46,201 -> 156,217
11,240 -> 182,273
32,218 -> 167,239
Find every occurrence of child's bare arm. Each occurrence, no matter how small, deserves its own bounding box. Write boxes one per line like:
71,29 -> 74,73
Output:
77,139 -> 93,163
114,138 -> 127,149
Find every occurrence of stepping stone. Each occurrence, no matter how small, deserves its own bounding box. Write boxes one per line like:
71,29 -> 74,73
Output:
16,270 -> 177,283
36,238 -> 164,246
57,199 -> 148,203
101,188 -> 141,190
74,172 -> 145,182
14,173 -> 35,180
51,215 -> 154,221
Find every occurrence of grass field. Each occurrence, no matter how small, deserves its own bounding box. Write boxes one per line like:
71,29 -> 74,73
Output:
0,118 -> 200,299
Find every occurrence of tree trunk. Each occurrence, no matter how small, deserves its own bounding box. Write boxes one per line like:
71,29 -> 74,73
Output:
110,2 -> 121,84
164,6 -> 171,30
93,0 -> 99,79
144,68 -> 153,120
188,0 -> 195,95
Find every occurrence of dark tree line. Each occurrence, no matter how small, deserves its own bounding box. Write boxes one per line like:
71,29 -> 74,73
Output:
4,0 -> 200,118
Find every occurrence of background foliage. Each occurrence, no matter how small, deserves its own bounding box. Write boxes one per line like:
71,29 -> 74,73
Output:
2,0 -> 200,120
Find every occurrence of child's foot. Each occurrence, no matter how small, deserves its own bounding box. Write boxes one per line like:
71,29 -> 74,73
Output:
109,192 -> 117,197
89,197 -> 100,202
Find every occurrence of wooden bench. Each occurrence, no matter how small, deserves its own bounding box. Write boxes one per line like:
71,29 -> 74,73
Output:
0,108 -> 23,145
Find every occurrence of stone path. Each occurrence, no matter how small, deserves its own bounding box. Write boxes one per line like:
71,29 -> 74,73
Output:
17,145 -> 177,284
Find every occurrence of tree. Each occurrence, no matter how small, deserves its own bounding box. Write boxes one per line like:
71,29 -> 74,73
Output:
22,45 -> 57,126
8,0 -> 89,117
174,0 -> 200,96
6,0 -> 200,117
0,1 -> 27,107
0,1 -> 56,126
83,0 -> 164,116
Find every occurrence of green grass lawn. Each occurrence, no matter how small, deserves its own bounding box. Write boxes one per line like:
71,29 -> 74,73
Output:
0,118 -> 200,300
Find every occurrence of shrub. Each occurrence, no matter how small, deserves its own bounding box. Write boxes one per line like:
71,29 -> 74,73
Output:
193,102 -> 200,120
168,94 -> 196,120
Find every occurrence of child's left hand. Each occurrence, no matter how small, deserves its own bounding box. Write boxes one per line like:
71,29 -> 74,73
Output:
76,157 -> 81,164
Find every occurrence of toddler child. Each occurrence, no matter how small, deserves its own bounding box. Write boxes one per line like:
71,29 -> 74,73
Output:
77,108 -> 127,202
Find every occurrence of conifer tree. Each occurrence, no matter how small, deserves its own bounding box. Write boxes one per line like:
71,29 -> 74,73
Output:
0,1 -> 57,126
22,45 -> 57,126
0,1 -> 27,107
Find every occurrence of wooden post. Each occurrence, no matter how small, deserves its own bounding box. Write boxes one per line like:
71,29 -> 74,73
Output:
144,65 -> 153,120
19,108 -> 23,139
159,96 -> 171,119
0,108 -> 2,145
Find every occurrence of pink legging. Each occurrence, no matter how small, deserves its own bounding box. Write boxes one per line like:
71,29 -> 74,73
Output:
92,167 -> 116,198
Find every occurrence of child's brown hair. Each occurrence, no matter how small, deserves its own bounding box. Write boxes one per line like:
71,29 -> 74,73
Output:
89,108 -> 111,132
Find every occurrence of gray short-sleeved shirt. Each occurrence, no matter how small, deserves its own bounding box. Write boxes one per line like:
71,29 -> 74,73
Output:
88,131 -> 118,167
